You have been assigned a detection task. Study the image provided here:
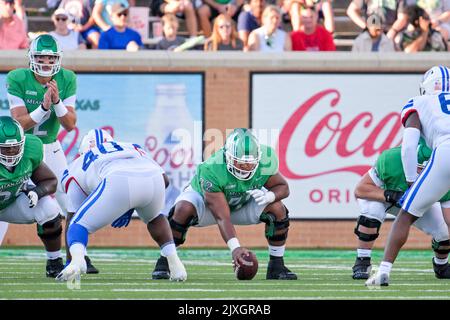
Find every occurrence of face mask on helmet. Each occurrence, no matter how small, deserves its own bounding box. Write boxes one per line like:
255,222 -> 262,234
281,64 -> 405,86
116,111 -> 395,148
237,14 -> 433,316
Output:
78,129 -> 114,155
0,117 -> 25,167
28,35 -> 62,77
224,129 -> 261,181
419,66 -> 449,95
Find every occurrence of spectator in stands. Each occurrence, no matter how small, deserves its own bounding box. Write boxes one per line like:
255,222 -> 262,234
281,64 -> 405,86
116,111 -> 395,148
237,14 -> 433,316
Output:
283,0 -> 334,33
197,0 -> 244,37
0,0 -> 28,49
204,13 -> 244,50
98,2 -> 142,50
346,0 -> 406,40
237,0 -> 265,49
92,0 -> 135,31
291,5 -> 335,51
150,0 -> 198,38
396,5 -> 447,52
14,0 -> 26,28
247,5 -> 291,51
352,13 -> 395,52
155,13 -> 186,50
398,1 -> 450,41
50,8 -> 87,50
58,0 -> 101,48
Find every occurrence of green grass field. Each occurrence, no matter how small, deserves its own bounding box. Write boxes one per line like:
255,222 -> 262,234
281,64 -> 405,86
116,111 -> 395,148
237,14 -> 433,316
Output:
0,248 -> 449,300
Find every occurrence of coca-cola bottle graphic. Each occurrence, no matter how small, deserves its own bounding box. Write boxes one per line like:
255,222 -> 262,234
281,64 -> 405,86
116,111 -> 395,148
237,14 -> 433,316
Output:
146,83 -> 197,213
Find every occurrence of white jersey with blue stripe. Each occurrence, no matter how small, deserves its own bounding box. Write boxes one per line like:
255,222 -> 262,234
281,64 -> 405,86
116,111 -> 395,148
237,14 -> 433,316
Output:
401,92 -> 450,149
62,141 -> 164,196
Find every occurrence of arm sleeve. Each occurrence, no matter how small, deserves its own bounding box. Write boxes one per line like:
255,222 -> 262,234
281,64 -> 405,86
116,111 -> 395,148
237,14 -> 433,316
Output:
6,73 -> 25,108
400,98 -> 417,126
401,127 -> 421,183
66,179 -> 88,213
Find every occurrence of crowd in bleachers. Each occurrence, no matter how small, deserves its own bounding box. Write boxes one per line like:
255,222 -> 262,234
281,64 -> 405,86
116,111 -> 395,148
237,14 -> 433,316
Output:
0,0 -> 449,52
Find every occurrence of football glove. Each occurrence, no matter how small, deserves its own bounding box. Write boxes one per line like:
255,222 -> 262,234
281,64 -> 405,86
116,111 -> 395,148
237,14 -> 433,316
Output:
384,190 -> 404,207
111,209 -> 134,228
247,189 -> 276,206
26,190 -> 39,208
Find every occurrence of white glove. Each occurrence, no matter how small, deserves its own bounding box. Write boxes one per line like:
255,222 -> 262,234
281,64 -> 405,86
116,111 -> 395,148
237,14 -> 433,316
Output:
246,189 -> 276,206
26,190 -> 39,208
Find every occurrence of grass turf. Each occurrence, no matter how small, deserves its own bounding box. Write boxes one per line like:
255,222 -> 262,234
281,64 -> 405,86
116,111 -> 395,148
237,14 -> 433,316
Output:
0,248 -> 449,300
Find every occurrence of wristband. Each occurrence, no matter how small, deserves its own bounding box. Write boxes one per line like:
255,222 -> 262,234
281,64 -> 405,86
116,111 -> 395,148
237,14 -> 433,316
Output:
227,237 -> 241,252
53,99 -> 68,117
29,104 -> 49,124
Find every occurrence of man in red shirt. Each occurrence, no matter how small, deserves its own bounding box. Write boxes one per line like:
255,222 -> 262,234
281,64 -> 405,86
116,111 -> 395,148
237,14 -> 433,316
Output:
0,0 -> 28,49
291,6 -> 335,51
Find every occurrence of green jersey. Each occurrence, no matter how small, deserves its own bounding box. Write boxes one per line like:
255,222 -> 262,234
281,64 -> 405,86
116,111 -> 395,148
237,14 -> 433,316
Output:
0,134 -> 43,210
191,144 -> 279,211
6,68 -> 77,144
375,140 -> 450,202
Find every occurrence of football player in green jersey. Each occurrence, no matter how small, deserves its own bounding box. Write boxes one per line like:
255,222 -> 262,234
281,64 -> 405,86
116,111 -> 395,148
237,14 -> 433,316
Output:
352,140 -> 450,280
0,116 -> 65,277
6,34 -> 98,274
152,128 -> 297,280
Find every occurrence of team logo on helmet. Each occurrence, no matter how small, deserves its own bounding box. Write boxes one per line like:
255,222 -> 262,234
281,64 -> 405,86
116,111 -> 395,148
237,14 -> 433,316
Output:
78,129 -> 114,155
0,116 -> 25,167
224,128 -> 261,181
28,34 -> 63,77
419,65 -> 450,95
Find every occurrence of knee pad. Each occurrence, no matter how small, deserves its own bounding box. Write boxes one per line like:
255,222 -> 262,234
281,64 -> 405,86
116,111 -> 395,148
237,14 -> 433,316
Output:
354,215 -> 381,242
168,206 -> 197,246
432,239 -> 450,255
37,215 -> 62,240
259,211 -> 290,242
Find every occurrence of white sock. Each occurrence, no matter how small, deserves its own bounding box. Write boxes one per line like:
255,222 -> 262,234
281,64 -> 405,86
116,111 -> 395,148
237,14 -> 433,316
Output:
379,261 -> 392,274
46,250 -> 62,260
357,249 -> 372,258
434,257 -> 448,265
269,245 -> 285,257
69,243 -> 86,265
161,241 -> 176,257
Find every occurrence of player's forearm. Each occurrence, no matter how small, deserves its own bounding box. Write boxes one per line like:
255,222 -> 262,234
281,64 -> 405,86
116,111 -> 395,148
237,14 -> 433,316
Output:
354,183 -> 385,202
216,218 -> 238,243
401,128 -> 421,183
14,113 -> 40,131
267,183 -> 289,202
57,108 -> 77,132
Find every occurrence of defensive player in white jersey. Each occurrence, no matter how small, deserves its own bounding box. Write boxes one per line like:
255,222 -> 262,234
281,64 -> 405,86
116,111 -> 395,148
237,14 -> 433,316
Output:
56,129 -> 187,284
367,65 -> 450,287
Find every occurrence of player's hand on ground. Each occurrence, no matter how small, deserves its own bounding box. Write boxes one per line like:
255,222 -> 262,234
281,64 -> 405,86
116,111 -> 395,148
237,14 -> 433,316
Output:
25,190 -> 39,208
232,247 -> 250,268
47,80 -> 60,104
247,189 -> 275,206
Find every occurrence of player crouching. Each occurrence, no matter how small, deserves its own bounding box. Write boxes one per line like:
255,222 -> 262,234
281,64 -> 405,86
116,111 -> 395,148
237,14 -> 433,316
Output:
0,116 -> 64,277
152,128 -> 297,280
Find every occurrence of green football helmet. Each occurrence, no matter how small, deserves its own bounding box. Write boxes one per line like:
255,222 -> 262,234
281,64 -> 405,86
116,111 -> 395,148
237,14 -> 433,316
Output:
224,128 -> 261,181
0,116 -> 25,167
28,34 -> 62,77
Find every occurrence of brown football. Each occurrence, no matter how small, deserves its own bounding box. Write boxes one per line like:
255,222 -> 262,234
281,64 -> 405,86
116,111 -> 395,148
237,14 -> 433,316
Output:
235,251 -> 258,280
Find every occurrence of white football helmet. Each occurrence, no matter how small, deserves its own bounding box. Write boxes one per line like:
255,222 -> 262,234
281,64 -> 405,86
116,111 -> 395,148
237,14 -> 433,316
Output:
78,129 -> 114,155
419,65 -> 450,95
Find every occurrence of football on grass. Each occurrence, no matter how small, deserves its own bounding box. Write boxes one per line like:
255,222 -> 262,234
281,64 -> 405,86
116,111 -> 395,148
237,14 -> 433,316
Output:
235,251 -> 258,280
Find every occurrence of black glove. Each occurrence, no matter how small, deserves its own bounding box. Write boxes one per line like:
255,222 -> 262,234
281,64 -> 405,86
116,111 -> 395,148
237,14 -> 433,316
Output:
384,190 -> 404,206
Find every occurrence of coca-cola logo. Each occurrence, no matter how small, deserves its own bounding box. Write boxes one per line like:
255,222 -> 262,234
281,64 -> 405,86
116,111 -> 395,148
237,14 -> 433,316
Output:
276,89 -> 402,180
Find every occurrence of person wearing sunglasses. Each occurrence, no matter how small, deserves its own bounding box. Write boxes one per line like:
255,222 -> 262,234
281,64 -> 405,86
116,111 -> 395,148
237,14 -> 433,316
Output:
98,2 -> 142,50
50,8 -> 87,51
204,13 -> 243,50
0,0 -> 28,49
92,0 -> 135,32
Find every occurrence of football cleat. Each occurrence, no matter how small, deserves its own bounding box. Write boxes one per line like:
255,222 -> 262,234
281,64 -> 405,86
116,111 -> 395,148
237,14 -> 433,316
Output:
352,257 -> 372,280
365,271 -> 389,287
266,257 -> 297,280
151,256 -> 170,280
167,253 -> 187,282
432,258 -> 450,279
85,256 -> 99,274
46,257 -> 64,278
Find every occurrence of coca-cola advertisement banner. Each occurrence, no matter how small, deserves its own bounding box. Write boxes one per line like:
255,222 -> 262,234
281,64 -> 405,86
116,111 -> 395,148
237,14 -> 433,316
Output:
0,72 -> 204,214
251,72 -> 421,219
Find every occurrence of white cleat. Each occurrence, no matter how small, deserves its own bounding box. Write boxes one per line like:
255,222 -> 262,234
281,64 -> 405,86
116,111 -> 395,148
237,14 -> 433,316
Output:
167,253 -> 187,282
56,260 -> 87,289
365,271 -> 390,287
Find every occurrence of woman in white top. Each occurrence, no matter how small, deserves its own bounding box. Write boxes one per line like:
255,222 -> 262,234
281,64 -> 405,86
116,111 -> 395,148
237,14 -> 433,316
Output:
247,5 -> 291,51
49,8 -> 86,51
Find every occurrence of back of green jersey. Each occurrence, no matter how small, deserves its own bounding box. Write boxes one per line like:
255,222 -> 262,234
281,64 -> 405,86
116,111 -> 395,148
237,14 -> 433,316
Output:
6,68 -> 77,144
191,144 -> 279,211
0,134 -> 43,210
